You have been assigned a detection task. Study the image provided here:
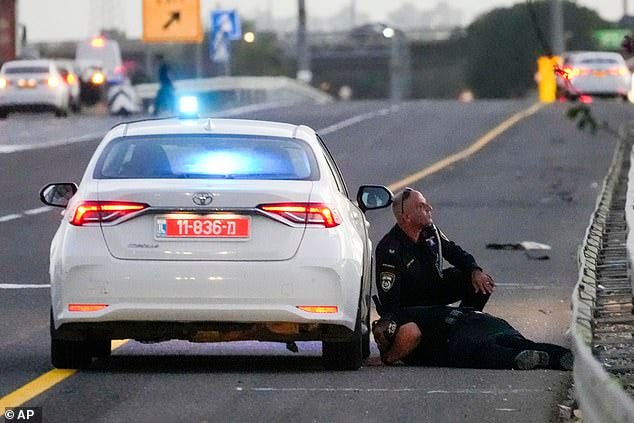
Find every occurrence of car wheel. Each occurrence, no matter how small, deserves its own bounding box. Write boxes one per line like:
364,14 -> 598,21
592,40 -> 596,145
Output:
71,100 -> 82,113
322,318 -> 363,371
51,338 -> 93,369
54,108 -> 68,118
362,297 -> 371,359
91,339 -> 111,358
50,309 -> 92,368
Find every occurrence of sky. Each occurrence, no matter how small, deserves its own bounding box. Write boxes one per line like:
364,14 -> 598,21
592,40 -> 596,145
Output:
16,0 -> 628,42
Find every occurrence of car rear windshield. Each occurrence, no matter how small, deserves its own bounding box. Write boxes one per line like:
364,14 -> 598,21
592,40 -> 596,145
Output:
94,134 -> 319,180
578,58 -> 621,65
3,66 -> 49,74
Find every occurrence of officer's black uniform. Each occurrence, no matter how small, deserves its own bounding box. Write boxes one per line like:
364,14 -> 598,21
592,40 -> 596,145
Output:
375,223 -> 489,321
390,306 -> 572,370
153,59 -> 175,116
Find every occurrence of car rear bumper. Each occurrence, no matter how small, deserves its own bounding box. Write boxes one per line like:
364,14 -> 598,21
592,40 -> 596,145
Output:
51,252 -> 363,338
52,319 -> 355,343
564,76 -> 630,96
0,89 -> 66,109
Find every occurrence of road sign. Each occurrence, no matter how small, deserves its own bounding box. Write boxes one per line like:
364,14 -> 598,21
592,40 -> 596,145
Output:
212,10 -> 241,41
210,10 -> 241,64
143,0 -> 203,43
594,29 -> 630,51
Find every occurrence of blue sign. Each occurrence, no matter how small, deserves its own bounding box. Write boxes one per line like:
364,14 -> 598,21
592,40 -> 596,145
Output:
210,10 -> 241,63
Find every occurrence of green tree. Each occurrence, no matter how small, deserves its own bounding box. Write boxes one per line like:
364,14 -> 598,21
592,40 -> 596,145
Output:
465,1 -> 612,98
230,22 -> 290,76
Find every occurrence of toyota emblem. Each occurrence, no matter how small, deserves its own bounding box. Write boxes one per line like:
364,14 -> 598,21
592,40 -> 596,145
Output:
192,192 -> 213,206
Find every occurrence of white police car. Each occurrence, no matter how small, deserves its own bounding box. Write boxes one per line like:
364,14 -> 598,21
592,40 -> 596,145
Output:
40,102 -> 392,370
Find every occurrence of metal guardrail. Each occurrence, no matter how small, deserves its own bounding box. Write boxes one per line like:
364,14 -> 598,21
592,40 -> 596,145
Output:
134,76 -> 332,112
572,124 -> 634,423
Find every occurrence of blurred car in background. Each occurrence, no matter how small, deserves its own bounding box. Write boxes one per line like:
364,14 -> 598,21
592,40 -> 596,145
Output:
55,60 -> 82,113
75,36 -> 124,105
0,59 -> 71,118
556,51 -> 631,100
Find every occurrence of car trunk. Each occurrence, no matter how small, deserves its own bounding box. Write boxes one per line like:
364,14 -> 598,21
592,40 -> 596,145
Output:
98,179 -> 313,261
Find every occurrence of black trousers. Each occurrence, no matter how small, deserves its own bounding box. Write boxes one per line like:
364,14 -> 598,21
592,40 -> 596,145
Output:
419,267 -> 490,311
153,85 -> 175,115
448,312 -> 570,369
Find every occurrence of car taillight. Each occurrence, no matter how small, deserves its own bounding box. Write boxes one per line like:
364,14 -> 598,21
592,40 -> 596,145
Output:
70,201 -> 148,226
297,306 -> 338,313
91,72 -> 105,85
608,67 -> 629,76
0,77 -> 6,89
68,303 -> 108,312
47,76 -> 59,87
91,36 -> 106,48
563,67 -> 587,79
258,202 -> 341,228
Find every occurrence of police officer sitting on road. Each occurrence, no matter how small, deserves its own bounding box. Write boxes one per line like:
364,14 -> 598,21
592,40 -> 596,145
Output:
372,306 -> 574,370
375,188 -> 495,322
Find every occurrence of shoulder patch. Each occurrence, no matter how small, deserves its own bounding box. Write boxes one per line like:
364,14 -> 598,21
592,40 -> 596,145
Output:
380,272 -> 396,292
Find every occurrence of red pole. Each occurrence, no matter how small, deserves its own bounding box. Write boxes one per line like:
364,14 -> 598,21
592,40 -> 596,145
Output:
0,0 -> 17,64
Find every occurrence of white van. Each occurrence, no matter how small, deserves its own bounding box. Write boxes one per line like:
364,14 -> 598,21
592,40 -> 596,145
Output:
75,36 -> 124,104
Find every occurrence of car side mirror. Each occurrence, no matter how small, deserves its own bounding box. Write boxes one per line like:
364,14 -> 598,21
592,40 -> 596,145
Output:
356,185 -> 393,213
39,183 -> 78,208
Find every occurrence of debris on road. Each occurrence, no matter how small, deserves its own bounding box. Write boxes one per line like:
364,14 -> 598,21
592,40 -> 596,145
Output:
486,241 -> 552,260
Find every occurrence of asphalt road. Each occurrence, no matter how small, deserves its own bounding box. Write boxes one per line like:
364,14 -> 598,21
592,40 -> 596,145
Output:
1,99 -> 632,422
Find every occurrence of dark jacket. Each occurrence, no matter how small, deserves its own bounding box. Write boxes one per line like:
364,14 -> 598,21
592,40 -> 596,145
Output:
375,224 -> 480,320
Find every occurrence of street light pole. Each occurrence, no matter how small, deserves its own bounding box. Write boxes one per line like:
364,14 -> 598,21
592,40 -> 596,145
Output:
550,0 -> 565,55
296,0 -> 311,82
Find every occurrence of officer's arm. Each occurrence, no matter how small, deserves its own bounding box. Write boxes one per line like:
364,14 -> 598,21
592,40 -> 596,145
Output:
375,243 -> 402,321
438,228 -> 481,272
439,228 -> 495,294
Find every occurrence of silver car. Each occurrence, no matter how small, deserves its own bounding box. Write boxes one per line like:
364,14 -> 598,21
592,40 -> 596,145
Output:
556,51 -> 631,100
0,59 -> 71,118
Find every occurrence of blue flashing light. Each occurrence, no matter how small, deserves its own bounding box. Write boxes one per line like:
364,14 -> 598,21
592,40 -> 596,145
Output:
178,95 -> 199,117
187,151 -> 257,175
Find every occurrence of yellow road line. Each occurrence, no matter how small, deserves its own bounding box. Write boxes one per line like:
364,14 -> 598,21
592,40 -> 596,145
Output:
0,101 -> 545,409
0,340 -> 128,408
388,102 -> 545,192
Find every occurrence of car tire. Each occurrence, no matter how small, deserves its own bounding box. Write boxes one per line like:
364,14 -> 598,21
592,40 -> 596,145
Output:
50,309 -> 92,369
362,297 -> 371,359
71,100 -> 82,113
92,339 -> 112,358
51,338 -> 93,369
54,108 -> 68,118
322,318 -> 363,371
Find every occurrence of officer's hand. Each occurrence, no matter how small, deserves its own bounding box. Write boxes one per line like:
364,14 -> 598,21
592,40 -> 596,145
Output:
471,269 -> 496,294
372,319 -> 397,358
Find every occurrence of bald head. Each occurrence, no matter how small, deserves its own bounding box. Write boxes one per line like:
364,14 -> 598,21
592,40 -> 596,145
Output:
392,188 -> 434,230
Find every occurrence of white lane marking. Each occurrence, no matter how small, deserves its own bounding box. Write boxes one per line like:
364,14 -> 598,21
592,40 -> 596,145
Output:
240,387 -> 546,394
495,283 -> 550,290
0,214 -> 22,223
0,284 -> 50,289
318,105 -> 396,135
213,101 -> 296,117
0,132 -> 105,154
23,206 -> 52,215
0,102 -> 302,154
